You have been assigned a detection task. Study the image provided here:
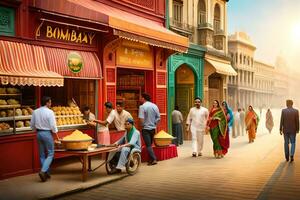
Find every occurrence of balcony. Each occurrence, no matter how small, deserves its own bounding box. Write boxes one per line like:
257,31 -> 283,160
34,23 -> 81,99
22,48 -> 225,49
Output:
169,18 -> 194,36
197,23 -> 213,30
214,29 -> 225,36
197,23 -> 214,47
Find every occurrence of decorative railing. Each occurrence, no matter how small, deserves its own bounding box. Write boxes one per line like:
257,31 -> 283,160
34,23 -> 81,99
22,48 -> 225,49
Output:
170,18 -> 194,33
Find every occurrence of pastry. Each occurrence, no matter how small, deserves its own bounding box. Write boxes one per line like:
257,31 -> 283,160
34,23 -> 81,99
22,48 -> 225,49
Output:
15,108 -> 22,116
6,87 -> 20,94
25,121 -> 31,127
0,99 -> 7,105
7,99 -> 19,105
0,88 -> 6,94
0,111 -> 6,117
22,108 -> 29,116
7,110 -> 14,117
16,121 -> 24,128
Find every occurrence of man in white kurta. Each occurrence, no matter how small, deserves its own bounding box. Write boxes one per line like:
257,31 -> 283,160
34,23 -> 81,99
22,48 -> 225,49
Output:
186,97 -> 209,157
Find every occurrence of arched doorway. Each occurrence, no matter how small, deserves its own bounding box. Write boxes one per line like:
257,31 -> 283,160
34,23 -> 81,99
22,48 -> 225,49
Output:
175,64 -> 195,140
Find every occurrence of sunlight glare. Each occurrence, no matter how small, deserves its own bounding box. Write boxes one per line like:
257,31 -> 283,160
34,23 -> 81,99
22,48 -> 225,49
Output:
291,23 -> 300,44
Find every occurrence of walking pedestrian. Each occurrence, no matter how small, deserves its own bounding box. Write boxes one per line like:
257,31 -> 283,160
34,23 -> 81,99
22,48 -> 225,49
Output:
265,108 -> 274,134
279,99 -> 299,162
240,108 -> 246,136
186,97 -> 209,157
206,100 -> 227,158
220,101 -> 232,155
233,108 -> 241,138
172,106 -> 183,146
139,93 -> 160,165
245,105 -> 259,143
30,96 -> 58,182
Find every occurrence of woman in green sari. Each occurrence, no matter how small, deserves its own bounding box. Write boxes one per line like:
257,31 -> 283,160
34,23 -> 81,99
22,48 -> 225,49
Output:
206,100 -> 227,158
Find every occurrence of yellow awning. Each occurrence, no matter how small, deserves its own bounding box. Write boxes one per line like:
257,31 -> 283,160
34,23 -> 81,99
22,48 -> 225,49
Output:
205,58 -> 237,76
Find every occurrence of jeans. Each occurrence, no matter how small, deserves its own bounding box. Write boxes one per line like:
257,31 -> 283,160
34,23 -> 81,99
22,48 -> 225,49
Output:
142,129 -> 157,161
37,130 -> 54,173
283,133 -> 296,159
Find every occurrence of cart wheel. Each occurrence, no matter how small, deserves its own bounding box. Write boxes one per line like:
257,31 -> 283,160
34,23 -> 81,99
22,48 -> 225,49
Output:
126,152 -> 141,175
105,161 -> 116,175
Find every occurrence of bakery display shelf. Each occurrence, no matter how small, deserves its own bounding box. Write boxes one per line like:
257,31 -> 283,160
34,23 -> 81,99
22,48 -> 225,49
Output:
0,104 -> 21,109
0,93 -> 22,96
55,114 -> 83,118
0,116 -> 14,122
57,124 -> 87,130
0,128 -> 13,134
15,115 -> 32,120
0,115 -> 32,122
16,127 -> 32,132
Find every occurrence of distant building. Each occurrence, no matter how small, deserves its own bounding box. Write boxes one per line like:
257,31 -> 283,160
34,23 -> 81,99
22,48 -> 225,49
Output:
228,32 -> 256,110
253,61 -> 275,108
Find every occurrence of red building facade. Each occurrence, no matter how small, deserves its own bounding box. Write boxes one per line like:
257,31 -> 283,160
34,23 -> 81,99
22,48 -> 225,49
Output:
0,0 -> 188,179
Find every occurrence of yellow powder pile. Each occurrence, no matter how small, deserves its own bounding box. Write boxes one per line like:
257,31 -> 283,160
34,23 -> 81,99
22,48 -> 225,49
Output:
63,130 -> 92,141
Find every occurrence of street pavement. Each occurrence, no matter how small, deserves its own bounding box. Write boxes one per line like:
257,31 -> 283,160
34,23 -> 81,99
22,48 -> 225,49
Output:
56,110 -> 300,200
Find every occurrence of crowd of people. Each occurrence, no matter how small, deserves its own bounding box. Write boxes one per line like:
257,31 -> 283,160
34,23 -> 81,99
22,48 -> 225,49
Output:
172,97 -> 281,159
30,93 -> 298,182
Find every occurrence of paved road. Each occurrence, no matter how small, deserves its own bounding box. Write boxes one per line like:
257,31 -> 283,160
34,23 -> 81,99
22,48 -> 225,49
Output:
56,123 -> 300,200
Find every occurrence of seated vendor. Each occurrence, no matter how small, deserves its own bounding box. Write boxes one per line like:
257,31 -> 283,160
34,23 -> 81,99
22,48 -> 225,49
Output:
110,118 -> 141,173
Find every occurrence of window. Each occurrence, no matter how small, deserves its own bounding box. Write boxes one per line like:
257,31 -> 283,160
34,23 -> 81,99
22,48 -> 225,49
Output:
240,54 -> 242,64
213,4 -> 221,31
235,52 -> 238,64
198,0 -> 206,25
0,6 -> 15,36
173,0 -> 183,23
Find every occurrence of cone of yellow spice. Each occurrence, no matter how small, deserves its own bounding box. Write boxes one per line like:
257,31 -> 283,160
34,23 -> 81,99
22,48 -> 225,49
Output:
154,130 -> 175,147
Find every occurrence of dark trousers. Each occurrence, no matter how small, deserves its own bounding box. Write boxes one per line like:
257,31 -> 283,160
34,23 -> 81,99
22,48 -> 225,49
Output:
142,129 -> 157,161
172,123 -> 183,145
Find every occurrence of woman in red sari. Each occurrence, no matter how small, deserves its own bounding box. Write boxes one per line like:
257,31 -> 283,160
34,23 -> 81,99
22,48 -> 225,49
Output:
206,100 -> 227,158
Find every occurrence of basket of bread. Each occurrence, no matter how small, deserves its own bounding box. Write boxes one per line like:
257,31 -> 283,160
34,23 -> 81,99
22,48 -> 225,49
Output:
60,130 -> 93,150
153,130 -> 175,147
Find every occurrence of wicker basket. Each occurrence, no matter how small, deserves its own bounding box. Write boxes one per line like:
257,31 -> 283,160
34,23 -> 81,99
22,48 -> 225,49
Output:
154,138 -> 173,147
60,139 -> 93,150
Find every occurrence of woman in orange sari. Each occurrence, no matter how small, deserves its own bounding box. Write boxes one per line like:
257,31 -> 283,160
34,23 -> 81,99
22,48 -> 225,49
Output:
245,105 -> 259,143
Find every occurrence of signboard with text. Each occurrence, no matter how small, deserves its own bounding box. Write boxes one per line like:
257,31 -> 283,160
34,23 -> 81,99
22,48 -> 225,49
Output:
116,40 -> 153,69
36,22 -> 97,46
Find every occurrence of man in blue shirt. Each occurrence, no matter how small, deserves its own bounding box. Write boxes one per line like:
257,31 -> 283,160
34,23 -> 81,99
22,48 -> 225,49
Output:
138,93 -> 160,165
31,96 -> 58,182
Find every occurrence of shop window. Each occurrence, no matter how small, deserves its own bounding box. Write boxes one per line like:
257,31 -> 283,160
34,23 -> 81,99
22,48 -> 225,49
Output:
116,68 -> 145,130
0,85 -> 35,135
42,79 -> 96,113
213,3 -> 221,31
198,0 -> 206,25
0,6 -> 15,36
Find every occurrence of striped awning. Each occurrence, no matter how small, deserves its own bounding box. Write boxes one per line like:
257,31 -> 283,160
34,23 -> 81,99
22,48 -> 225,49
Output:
205,58 -> 237,76
44,47 -> 102,79
0,40 -> 64,87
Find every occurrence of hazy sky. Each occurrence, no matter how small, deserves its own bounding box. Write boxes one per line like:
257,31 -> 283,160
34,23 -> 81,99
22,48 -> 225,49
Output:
228,0 -> 300,68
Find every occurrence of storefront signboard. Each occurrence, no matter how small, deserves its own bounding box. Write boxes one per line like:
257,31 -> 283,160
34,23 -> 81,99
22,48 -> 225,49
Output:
36,22 -> 96,46
67,52 -> 84,73
116,40 -> 153,69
